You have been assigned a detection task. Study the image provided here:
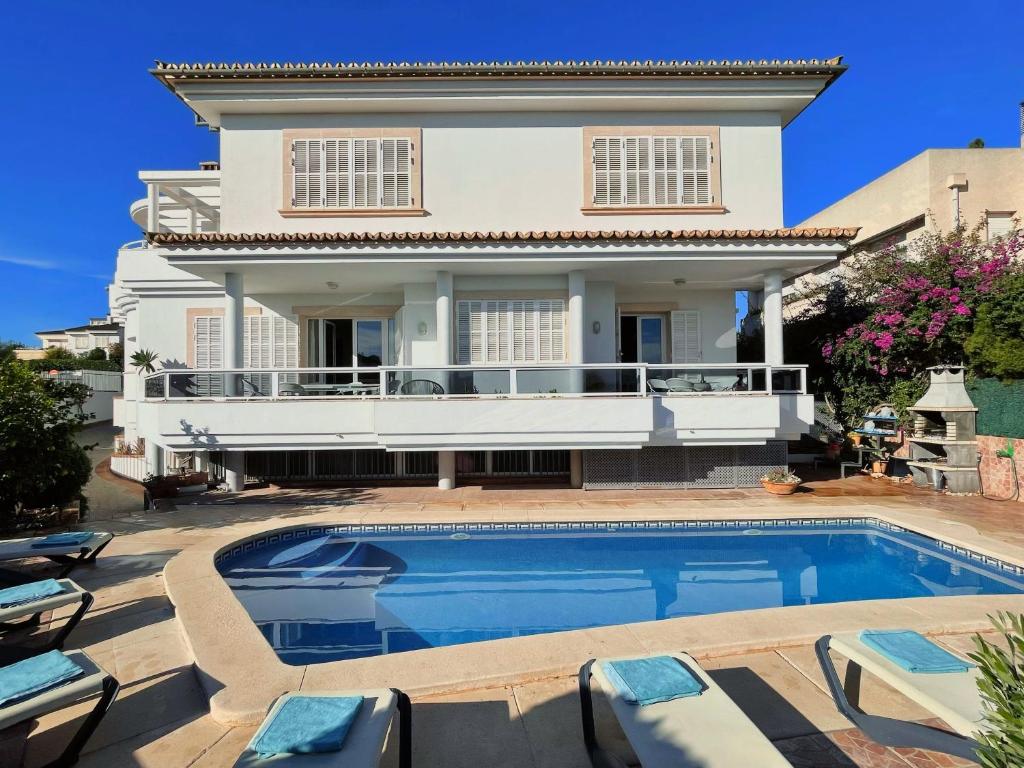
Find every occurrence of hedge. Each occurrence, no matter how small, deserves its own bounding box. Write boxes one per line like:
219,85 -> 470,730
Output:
969,378 -> 1024,438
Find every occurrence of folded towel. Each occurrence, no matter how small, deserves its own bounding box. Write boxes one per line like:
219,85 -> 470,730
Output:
0,579 -> 64,609
860,630 -> 973,674
602,656 -> 705,706
249,695 -> 364,757
0,650 -> 85,707
31,532 -> 94,549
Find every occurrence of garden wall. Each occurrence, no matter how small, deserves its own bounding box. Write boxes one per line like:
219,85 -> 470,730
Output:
969,379 -> 1024,503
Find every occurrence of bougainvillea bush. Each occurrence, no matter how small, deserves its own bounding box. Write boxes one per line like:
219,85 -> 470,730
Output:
792,224 -> 1023,427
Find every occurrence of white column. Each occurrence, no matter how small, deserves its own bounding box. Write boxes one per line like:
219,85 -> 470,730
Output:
568,271 -> 586,394
144,439 -> 161,477
763,270 -> 784,366
570,449 -> 583,489
223,452 -> 245,492
224,272 -> 244,396
146,184 -> 160,233
435,271 -> 453,365
438,451 -> 455,490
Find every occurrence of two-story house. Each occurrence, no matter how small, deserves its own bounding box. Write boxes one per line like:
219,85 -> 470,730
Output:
110,58 -> 855,491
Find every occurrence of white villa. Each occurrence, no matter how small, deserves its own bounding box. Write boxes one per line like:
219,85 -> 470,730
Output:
109,58 -> 856,491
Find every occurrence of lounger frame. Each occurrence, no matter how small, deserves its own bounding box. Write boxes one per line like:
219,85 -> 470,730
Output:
578,659 -> 629,768
0,533 -> 114,585
0,581 -> 94,663
815,635 -> 981,762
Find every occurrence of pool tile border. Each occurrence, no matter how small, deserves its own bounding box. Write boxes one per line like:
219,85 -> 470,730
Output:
212,516 -> 1024,577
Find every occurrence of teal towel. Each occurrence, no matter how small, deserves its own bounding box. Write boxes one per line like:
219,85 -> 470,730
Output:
860,630 -> 973,674
0,579 -> 64,609
249,695 -> 364,757
32,532 -> 94,549
602,656 -> 705,706
0,650 -> 85,707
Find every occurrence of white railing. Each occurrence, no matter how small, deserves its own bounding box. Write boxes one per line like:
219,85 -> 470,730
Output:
143,363 -> 808,401
110,454 -> 148,482
41,369 -> 123,392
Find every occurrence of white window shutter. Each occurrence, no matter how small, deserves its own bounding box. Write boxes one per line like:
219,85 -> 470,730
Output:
987,213 -> 1013,240
292,139 -> 323,207
592,137 -> 623,205
194,316 -> 224,396
680,137 -> 712,205
456,302 -> 471,364
623,137 -> 651,206
653,137 -> 679,205
323,138 -> 351,208
382,138 -> 412,207
352,138 -> 379,207
670,311 -> 701,363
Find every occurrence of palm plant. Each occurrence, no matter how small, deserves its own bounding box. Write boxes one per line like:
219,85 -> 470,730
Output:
129,349 -> 159,375
969,612 -> 1024,767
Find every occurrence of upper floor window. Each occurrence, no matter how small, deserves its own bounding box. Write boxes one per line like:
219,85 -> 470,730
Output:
986,211 -> 1015,241
282,129 -> 422,216
583,127 -> 723,214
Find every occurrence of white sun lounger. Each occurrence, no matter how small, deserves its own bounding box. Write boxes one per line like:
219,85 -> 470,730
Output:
0,580 -> 93,662
816,633 -> 983,761
234,688 -> 411,768
0,650 -> 119,768
0,532 -> 114,583
579,652 -> 791,768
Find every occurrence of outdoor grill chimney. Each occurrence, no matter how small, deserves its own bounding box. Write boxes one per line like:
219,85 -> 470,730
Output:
912,365 -> 977,411
199,160 -> 220,171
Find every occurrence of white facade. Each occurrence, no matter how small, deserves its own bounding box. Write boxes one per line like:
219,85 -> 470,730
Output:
111,59 -> 853,489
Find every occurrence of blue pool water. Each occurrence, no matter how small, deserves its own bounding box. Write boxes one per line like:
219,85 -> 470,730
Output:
217,521 -> 1024,665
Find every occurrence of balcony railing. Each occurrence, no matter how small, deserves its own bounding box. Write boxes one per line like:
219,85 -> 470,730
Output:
142,364 -> 808,401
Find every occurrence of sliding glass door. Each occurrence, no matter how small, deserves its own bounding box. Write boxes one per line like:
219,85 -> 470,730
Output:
307,318 -> 387,383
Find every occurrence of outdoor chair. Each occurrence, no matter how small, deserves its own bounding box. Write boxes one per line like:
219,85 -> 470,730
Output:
816,631 -> 983,761
399,379 -> 445,396
0,579 -> 93,663
0,649 -> 119,768
0,532 -> 114,585
234,688 -> 411,767
579,652 -> 792,767
277,383 -> 309,397
647,379 -> 670,394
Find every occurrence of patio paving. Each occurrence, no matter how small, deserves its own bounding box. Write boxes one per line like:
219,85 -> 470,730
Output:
0,470 -> 1019,767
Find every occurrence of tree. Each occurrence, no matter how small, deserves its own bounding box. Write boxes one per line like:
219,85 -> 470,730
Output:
85,347 -> 107,361
965,271 -> 1024,379
0,341 -> 22,364
968,137 -> 986,148
107,342 -> 124,369
0,360 -> 92,525
129,348 -> 159,375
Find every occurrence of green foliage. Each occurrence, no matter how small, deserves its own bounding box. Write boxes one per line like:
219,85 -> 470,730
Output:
84,347 -> 107,361
43,346 -> 75,361
0,341 -> 22,364
970,378 -> 1024,438
130,348 -> 159,375
106,341 -> 124,367
966,272 -> 1024,380
0,360 -> 92,523
968,137 -> 986,148
24,356 -> 122,373
969,613 -> 1024,767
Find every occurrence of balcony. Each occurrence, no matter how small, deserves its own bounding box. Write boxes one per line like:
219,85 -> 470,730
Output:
130,170 -> 221,234
137,364 -> 812,451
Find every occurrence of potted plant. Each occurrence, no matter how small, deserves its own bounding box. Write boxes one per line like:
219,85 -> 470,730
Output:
760,468 -> 802,495
969,612 -> 1024,767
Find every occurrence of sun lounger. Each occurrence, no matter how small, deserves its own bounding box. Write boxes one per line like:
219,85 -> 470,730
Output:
234,688 -> 411,767
579,652 -> 791,768
0,532 -> 114,584
0,580 -> 93,662
0,649 -> 119,768
816,632 -> 983,761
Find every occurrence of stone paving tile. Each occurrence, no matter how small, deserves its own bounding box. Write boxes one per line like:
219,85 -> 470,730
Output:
189,726 -> 256,768
774,731 -> 861,767
511,677 -> 592,768
827,727 -> 915,767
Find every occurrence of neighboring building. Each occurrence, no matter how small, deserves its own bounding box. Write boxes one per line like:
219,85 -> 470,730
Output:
32,317 -> 124,355
786,104 -> 1024,316
110,57 -> 855,491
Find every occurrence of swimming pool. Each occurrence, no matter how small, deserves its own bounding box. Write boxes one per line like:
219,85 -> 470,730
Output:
216,519 -> 1024,665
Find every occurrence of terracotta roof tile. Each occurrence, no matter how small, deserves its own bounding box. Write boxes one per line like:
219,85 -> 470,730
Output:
149,227 -> 858,247
152,58 -> 845,81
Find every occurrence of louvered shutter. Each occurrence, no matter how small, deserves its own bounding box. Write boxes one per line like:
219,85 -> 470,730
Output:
382,138 -> 412,207
292,139 -> 323,207
536,300 -> 566,362
623,137 -> 651,206
680,137 -> 712,205
670,311 -> 701,363
194,316 -> 223,396
352,138 -> 379,207
592,137 -> 623,205
653,137 -> 679,205
323,139 -> 351,208
987,213 -> 1013,240
456,302 -> 471,364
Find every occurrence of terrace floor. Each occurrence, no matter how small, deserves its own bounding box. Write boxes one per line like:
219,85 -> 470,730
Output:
2,469 -> 1021,767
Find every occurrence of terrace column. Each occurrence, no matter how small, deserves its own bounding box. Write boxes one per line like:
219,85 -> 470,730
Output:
436,272 -> 455,490
763,270 -> 784,366
438,451 -> 455,491
568,271 -> 586,394
224,272 -> 244,396
223,452 -> 245,493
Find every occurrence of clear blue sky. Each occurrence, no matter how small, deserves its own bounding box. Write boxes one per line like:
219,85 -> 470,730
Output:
2,0 -> 1022,344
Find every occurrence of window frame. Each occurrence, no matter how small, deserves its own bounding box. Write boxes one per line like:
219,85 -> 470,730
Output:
582,126 -> 724,215
281,128 -> 424,217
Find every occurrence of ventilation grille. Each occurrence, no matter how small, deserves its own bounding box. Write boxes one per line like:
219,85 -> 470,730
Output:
583,443 -> 788,489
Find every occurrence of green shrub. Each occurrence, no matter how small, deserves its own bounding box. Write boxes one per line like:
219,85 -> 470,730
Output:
969,612 -> 1024,767
966,272 -> 1024,380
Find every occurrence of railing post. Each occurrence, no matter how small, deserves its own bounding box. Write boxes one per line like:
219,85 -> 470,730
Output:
801,367 -> 807,394
509,367 -> 518,395
163,373 -> 169,400
637,365 -> 647,396
271,372 -> 279,399
766,366 -> 774,395
379,368 -> 388,398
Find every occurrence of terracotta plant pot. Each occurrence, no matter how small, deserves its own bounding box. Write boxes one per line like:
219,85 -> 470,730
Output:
872,460 -> 889,475
761,480 -> 800,495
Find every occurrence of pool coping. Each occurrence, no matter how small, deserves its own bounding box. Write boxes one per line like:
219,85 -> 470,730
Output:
164,503 -> 1024,726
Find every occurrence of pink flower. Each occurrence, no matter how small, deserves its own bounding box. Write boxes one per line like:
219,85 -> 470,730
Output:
876,312 -> 904,327
953,304 -> 971,316
874,332 -> 895,351
822,342 -> 833,358
953,267 -> 972,279
902,276 -> 931,291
